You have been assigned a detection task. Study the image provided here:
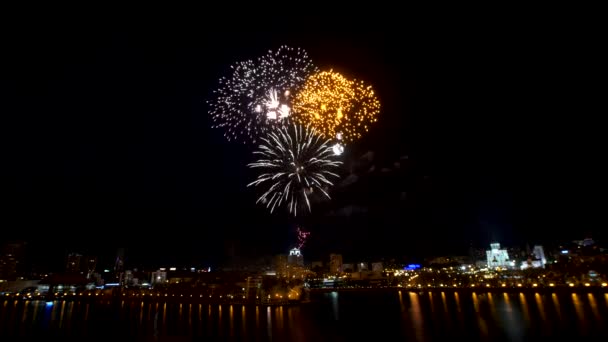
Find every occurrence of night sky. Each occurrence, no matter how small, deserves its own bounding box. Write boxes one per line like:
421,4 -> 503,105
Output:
1,25 -> 601,270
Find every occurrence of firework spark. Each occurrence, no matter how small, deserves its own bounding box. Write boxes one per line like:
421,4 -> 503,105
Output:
296,227 -> 311,249
208,46 -> 318,144
247,123 -> 342,216
292,70 -> 380,145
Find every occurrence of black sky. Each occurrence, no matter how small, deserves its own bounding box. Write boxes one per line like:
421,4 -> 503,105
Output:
1,24 -> 602,269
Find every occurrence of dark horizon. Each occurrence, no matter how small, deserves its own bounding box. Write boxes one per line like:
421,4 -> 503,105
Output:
2,27 -> 601,271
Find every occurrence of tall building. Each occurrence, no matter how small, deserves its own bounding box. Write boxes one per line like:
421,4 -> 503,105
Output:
329,254 -> 343,274
274,255 -> 288,278
532,245 -> 547,267
486,242 -> 510,269
85,256 -> 97,278
114,248 -> 125,273
0,241 -> 27,281
288,248 -> 304,266
245,276 -> 262,299
0,253 -> 17,281
66,253 -> 83,273
123,270 -> 135,285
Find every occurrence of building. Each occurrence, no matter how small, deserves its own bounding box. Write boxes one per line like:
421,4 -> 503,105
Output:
486,243 -> 510,269
0,241 -> 27,281
151,269 -> 167,285
521,245 -> 547,270
85,256 -> 97,279
468,246 -> 487,262
342,263 -> 354,273
66,253 -> 83,273
507,247 -> 524,260
371,262 -> 383,272
288,248 -> 304,266
532,245 -> 547,266
574,238 -> 595,247
356,262 -> 369,272
427,256 -> 454,265
114,248 -> 125,273
274,255 -> 289,278
0,253 -> 18,281
329,254 -> 343,274
123,270 -> 135,285
311,261 -> 323,269
245,276 -> 262,299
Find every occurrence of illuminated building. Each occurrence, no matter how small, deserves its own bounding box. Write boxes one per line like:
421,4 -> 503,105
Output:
274,254 -> 289,278
329,254 -> 343,274
521,245 -> 547,270
573,238 -> 595,247
245,276 -> 263,299
520,259 -> 542,270
151,269 -> 167,284
123,270 -> 134,285
288,248 -> 304,266
357,262 -> 369,272
275,249 -> 308,279
85,256 -> 97,279
486,242 -> 510,269
533,245 -> 547,266
405,264 -> 421,271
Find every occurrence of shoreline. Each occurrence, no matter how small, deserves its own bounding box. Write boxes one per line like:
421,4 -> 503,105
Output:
309,286 -> 608,294
4,286 -> 606,306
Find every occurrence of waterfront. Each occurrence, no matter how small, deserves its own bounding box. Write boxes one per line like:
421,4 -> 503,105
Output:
1,289 -> 607,341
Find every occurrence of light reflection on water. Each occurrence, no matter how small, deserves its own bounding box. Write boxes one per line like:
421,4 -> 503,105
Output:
518,293 -> 529,325
472,292 -> 489,338
1,290 -> 607,340
551,293 -> 561,321
571,293 -> 588,335
409,292 -> 425,342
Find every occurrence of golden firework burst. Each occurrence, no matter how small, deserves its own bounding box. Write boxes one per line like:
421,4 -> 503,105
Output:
292,70 -> 380,144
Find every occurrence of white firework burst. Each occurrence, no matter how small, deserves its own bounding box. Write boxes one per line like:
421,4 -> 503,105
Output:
208,46 -> 318,144
247,123 -> 342,216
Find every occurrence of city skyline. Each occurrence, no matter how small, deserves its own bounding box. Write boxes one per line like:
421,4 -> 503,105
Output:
2,233 -> 601,275
2,27 -> 600,268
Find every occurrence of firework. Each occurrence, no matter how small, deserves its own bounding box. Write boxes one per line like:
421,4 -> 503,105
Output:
208,46 -> 318,144
247,123 -> 342,216
292,70 -> 380,145
296,227 -> 311,249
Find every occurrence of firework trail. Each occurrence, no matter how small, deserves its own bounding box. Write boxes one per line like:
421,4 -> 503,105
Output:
296,227 -> 311,249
